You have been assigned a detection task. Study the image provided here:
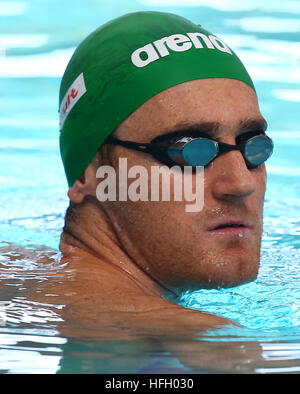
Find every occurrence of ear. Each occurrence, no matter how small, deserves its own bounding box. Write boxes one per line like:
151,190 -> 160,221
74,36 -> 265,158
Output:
67,164 -> 98,203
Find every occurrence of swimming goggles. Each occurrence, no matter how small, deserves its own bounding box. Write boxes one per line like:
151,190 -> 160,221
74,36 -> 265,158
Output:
105,131 -> 273,169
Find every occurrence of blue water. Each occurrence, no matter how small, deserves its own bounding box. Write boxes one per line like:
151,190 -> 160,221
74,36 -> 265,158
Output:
0,0 -> 300,374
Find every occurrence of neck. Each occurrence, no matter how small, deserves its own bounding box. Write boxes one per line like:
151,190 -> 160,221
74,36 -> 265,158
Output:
59,199 -> 171,298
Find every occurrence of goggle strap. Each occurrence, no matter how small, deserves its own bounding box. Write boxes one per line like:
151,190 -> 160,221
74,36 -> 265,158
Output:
105,136 -> 152,153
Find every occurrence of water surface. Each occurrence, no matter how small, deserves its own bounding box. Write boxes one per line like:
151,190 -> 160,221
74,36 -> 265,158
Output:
0,0 -> 300,374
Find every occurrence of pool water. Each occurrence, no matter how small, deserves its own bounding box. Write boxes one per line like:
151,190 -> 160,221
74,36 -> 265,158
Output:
0,0 -> 300,374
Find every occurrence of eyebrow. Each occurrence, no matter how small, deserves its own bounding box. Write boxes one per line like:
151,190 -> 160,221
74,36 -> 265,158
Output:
163,118 -> 268,138
239,119 -> 268,133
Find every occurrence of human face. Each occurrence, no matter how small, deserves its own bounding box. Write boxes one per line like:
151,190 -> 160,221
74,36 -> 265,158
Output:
104,78 -> 267,294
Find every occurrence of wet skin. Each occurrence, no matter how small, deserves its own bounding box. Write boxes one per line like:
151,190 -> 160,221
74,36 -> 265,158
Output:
66,78 -> 267,295
42,77 -> 268,339
1,78 -> 273,372
1,78 -> 265,338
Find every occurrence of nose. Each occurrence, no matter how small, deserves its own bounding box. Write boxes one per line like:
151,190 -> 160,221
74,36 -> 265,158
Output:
210,149 -> 256,202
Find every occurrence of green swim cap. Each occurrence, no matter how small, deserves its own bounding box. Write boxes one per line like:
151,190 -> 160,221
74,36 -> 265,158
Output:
59,11 -> 255,187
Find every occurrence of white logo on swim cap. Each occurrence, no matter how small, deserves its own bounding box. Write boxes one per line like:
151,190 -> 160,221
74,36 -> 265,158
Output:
131,32 -> 232,68
59,72 -> 87,129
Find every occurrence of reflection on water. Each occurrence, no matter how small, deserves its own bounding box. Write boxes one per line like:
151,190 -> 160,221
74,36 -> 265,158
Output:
0,247 -> 66,373
0,237 -> 300,374
0,246 -> 65,328
0,329 -> 66,374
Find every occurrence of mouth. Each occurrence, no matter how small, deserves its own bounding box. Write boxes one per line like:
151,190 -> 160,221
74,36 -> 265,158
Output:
207,220 -> 252,235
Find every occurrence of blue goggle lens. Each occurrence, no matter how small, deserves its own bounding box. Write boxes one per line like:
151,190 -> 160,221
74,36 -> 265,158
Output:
168,135 -> 273,167
182,138 -> 218,166
244,135 -> 273,166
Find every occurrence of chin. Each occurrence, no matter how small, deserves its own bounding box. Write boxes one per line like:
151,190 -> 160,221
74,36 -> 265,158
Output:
212,269 -> 259,289
171,253 -> 260,294
209,240 -> 261,287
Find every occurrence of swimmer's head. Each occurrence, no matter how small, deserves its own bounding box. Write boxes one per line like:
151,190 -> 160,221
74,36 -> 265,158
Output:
60,12 -> 267,292
59,11 -> 255,187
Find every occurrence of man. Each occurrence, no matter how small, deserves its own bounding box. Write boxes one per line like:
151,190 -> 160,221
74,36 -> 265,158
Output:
57,11 -> 273,339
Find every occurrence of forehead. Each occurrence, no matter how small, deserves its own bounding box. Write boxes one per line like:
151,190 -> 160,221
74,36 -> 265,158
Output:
114,78 -> 264,140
